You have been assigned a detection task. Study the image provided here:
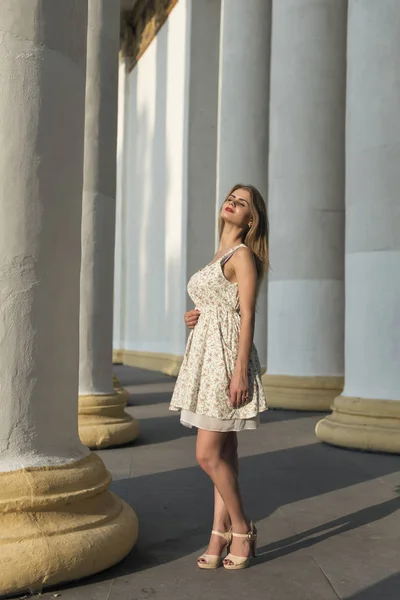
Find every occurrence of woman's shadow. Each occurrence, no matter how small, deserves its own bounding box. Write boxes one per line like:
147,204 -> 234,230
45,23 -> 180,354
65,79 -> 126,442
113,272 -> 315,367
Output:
256,495 -> 400,563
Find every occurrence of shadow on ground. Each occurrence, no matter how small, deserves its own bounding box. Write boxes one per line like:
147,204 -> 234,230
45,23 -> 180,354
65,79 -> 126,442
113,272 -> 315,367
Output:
133,415 -> 196,445
114,364 -> 174,388
256,496 -> 400,563
345,572 -> 400,599
72,440 -> 400,586
45,366 -> 399,598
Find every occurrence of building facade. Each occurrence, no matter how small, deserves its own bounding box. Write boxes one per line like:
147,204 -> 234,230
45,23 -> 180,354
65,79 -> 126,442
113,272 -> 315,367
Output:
115,0 -> 400,453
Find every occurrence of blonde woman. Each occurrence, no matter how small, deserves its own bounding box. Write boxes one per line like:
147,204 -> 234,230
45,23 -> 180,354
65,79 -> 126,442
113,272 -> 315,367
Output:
170,184 -> 268,570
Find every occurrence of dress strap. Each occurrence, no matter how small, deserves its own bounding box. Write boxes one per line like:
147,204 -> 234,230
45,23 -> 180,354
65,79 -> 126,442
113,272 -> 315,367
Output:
220,243 -> 246,266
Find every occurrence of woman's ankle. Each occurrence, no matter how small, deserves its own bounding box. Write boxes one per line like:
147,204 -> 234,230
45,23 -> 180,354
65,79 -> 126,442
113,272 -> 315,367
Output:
212,519 -> 231,532
231,518 -> 250,533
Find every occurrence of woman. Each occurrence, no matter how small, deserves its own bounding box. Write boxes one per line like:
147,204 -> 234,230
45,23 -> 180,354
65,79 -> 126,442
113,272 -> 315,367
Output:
169,184 -> 268,570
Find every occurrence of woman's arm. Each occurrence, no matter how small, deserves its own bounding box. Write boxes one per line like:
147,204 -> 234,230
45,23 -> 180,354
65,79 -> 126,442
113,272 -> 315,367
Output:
227,247 -> 258,408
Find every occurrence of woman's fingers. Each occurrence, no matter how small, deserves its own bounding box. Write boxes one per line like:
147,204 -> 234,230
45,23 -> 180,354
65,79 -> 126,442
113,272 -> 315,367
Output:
186,318 -> 199,328
234,391 -> 243,408
184,310 -> 200,328
237,391 -> 245,408
231,390 -> 249,408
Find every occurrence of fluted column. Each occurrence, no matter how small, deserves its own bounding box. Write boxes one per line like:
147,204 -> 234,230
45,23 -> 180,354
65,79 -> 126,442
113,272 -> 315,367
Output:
265,0 -> 346,409
0,2 -> 138,595
216,0 -> 272,368
79,0 -> 139,448
316,0 -> 400,452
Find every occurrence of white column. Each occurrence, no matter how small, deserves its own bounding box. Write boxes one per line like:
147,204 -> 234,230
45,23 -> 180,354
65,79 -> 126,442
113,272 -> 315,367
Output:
216,0 -> 272,368
186,0 -> 221,301
316,0 -> 400,452
79,0 -> 139,448
265,0 -> 346,409
0,2 -> 137,595
113,58 -> 128,355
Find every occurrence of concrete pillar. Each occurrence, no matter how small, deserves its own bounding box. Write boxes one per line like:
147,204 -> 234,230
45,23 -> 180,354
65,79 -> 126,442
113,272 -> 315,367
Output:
113,57 -> 128,357
0,2 -> 138,595
265,0 -> 347,409
79,0 -> 139,448
216,0 -> 272,369
316,0 -> 400,452
186,0 -> 221,300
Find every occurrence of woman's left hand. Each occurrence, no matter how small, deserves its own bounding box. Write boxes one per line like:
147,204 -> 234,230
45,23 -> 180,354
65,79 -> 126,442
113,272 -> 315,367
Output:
229,372 -> 250,409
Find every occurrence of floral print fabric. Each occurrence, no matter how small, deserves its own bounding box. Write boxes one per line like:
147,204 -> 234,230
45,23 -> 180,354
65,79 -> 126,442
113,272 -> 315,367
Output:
169,244 -> 268,420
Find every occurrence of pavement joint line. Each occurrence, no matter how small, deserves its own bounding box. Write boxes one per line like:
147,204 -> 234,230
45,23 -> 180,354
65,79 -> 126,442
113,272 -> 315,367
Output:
312,555 -> 341,599
105,579 -> 114,600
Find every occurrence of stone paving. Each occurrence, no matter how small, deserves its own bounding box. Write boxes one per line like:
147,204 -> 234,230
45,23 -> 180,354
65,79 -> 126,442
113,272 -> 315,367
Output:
23,366 -> 400,600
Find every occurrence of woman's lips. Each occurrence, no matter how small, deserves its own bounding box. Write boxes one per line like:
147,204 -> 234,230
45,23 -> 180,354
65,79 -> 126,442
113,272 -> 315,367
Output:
225,207 -> 234,213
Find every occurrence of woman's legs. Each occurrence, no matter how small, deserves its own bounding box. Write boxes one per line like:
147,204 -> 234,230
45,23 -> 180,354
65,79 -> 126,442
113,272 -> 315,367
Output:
196,429 -> 252,559
213,432 -> 238,530
201,433 -> 238,558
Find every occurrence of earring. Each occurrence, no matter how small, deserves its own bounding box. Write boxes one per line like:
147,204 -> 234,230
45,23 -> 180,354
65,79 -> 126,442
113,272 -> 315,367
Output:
248,222 -> 252,228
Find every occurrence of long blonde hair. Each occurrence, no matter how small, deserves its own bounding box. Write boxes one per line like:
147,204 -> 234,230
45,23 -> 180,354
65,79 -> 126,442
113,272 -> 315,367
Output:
218,183 -> 269,281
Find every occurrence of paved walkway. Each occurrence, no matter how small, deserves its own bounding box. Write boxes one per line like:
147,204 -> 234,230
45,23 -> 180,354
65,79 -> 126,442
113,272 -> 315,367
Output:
26,366 -> 400,600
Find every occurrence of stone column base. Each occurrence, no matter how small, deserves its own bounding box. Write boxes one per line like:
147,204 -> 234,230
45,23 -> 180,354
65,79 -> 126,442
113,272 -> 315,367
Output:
316,395 -> 400,454
263,374 -> 344,411
113,348 -> 183,377
113,374 -> 131,403
79,393 -> 140,449
0,453 -> 138,597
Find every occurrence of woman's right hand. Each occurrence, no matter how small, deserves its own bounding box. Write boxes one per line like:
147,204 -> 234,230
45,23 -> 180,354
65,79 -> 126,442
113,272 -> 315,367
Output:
184,309 -> 200,329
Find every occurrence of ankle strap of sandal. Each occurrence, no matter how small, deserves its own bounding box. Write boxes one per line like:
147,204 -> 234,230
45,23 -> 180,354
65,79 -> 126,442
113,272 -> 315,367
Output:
211,529 -> 232,541
232,531 -> 257,541
231,523 -> 256,541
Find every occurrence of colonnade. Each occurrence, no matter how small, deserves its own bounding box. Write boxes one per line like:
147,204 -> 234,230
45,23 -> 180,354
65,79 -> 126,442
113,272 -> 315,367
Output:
214,0 -> 400,453
0,1 -> 138,595
316,0 -> 400,452
115,0 -> 400,452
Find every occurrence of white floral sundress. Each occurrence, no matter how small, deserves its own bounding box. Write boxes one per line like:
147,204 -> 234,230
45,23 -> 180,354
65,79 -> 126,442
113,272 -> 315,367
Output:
169,244 -> 267,431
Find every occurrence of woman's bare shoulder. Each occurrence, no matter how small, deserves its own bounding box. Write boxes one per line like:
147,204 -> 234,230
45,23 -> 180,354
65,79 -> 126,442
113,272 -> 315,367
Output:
233,245 -> 255,263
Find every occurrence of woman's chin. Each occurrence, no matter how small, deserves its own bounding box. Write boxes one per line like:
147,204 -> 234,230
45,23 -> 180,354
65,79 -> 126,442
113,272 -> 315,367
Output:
221,213 -> 235,224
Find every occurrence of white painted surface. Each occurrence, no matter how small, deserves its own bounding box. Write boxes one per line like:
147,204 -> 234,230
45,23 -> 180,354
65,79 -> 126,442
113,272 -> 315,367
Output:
344,254 -> 400,399
79,0 -> 120,395
267,0 -> 346,377
186,0 -> 221,304
113,60 -> 128,349
216,0 -> 272,368
0,1 -> 89,471
268,281 -> 344,376
343,0 -> 400,401
118,0 -> 190,356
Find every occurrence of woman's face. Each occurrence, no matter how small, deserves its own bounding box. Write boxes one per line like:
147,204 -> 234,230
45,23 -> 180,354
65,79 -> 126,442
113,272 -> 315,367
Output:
221,188 -> 252,229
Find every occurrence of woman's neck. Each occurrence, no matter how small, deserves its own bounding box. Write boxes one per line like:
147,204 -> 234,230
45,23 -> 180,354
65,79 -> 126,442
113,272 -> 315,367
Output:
218,226 -> 243,252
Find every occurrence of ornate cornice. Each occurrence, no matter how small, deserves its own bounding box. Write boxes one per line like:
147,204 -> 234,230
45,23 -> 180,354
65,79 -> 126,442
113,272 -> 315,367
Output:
121,0 -> 179,72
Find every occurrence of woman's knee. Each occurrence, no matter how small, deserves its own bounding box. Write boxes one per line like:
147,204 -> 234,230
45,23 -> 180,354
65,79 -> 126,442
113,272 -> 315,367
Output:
196,448 -> 221,474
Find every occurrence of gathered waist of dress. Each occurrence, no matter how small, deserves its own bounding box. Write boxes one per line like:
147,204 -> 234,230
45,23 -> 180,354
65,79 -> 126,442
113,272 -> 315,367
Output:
196,305 -> 240,316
